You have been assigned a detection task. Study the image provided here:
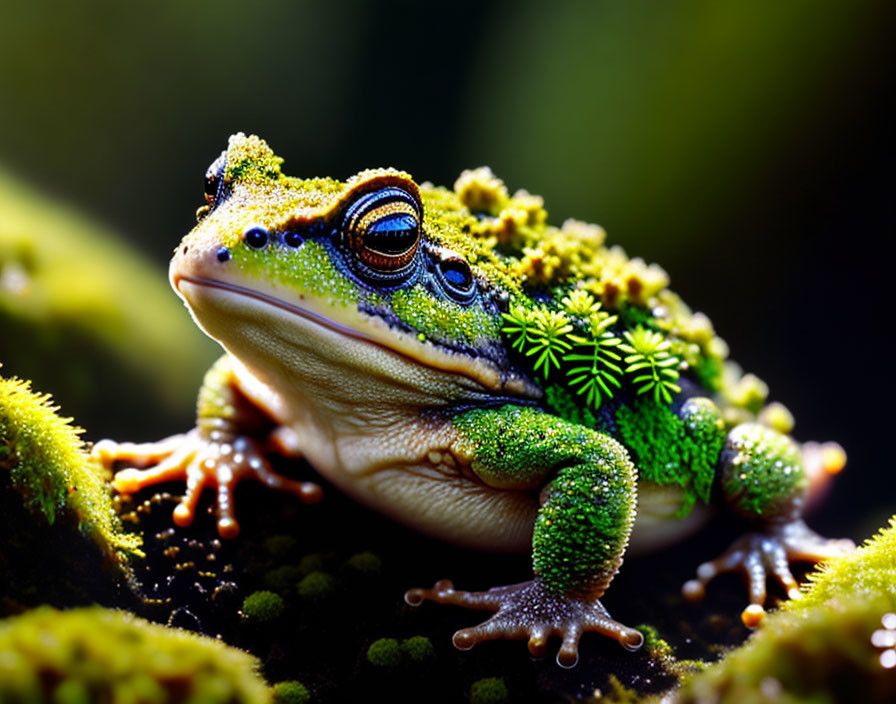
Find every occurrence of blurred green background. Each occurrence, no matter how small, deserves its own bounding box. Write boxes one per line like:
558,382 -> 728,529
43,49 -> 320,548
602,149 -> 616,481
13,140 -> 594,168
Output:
0,0 -> 892,538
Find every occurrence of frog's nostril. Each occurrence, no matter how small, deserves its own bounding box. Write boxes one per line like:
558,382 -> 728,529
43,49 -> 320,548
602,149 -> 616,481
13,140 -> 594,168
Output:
216,247 -> 231,263
182,246 -> 189,255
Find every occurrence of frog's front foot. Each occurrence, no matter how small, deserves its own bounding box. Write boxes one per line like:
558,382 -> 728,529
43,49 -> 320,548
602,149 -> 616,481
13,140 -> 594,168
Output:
405,578 -> 643,667
682,520 -> 854,627
93,424 -> 322,538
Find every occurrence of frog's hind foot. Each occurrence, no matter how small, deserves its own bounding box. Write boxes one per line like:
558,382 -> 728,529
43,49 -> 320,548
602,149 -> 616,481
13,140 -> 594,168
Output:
93,430 -> 322,538
682,520 -> 854,627
405,578 -> 643,668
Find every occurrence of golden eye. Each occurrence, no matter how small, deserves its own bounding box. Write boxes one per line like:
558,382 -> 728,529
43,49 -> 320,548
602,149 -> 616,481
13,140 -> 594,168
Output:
342,187 -> 421,272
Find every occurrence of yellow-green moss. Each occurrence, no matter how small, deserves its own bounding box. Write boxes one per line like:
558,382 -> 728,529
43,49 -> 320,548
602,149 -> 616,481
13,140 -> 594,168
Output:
674,516 -> 896,703
0,606 -> 271,703
0,368 -> 141,557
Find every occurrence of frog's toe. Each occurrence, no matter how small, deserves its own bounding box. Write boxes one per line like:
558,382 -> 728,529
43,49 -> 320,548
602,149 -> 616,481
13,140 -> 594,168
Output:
682,520 -> 855,626
93,434 -> 189,468
405,578 -> 642,667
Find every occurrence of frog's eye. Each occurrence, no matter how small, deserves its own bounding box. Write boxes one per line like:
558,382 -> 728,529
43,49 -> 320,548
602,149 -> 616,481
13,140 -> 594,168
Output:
203,153 -> 227,206
435,256 -> 476,303
341,187 -> 422,274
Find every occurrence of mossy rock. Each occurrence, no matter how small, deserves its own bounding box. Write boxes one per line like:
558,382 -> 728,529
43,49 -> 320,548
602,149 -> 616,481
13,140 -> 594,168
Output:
0,606 -> 271,703
0,368 -> 140,612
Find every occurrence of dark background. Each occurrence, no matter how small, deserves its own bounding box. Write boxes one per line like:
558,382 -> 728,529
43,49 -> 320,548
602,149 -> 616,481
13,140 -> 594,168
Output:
1,0 -> 893,542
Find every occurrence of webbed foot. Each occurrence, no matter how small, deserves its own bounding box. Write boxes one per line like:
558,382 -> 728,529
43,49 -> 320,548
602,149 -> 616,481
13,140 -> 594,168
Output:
93,424 -> 322,538
405,578 -> 643,667
682,520 -> 854,627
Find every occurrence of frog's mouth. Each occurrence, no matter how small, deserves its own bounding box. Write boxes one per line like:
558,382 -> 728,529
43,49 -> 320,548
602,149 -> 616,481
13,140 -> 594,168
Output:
173,273 -> 540,400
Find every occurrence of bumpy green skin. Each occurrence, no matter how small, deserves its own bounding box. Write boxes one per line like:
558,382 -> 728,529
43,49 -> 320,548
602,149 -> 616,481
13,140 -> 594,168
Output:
453,405 -> 637,597
718,423 -> 807,520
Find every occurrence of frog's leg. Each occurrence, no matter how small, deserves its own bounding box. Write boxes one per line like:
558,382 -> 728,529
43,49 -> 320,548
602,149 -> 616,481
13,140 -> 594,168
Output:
405,405 -> 644,667
681,421 -> 853,627
92,355 -> 322,537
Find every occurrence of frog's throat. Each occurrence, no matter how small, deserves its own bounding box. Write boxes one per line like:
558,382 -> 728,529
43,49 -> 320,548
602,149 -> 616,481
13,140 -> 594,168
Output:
172,274 -> 539,399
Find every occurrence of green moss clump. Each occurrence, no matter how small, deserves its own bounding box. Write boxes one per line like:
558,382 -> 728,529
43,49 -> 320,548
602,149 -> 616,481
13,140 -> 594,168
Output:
297,553 -> 326,575
470,676 -> 508,704
400,636 -> 435,664
241,590 -> 285,623
0,368 -> 140,558
272,680 -> 310,704
263,534 -> 297,556
297,571 -> 336,602
615,397 -> 724,516
344,551 -> 382,577
263,565 -> 304,593
675,516 -> 896,703
366,638 -> 402,668
0,606 -> 271,703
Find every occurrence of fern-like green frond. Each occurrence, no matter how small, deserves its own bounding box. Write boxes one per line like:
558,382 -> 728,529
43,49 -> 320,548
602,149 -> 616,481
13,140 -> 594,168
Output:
560,289 -> 601,318
563,330 -> 624,408
500,303 -> 538,352
526,308 -> 573,379
620,327 -> 682,404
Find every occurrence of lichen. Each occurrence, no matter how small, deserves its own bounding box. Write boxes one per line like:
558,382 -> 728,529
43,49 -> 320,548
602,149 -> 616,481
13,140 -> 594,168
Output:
0,606 -> 271,704
0,367 -> 141,558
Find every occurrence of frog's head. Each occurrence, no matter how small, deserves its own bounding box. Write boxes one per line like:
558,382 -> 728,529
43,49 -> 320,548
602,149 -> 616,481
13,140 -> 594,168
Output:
171,134 -> 540,403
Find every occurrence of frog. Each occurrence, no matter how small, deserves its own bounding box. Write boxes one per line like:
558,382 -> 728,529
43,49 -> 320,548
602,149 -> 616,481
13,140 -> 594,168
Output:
93,133 -> 854,667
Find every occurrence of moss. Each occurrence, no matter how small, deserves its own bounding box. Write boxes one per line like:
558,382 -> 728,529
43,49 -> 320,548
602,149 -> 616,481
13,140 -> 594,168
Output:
0,367 -> 141,558
271,681 -> 310,704
297,571 -> 336,602
400,636 -> 435,664
262,565 -> 303,593
263,534 -> 297,557
0,606 -> 271,704
615,397 -> 724,515
343,551 -> 382,577
366,638 -> 402,668
297,553 -> 326,575
241,590 -> 285,623
469,677 -> 508,704
675,516 -> 896,703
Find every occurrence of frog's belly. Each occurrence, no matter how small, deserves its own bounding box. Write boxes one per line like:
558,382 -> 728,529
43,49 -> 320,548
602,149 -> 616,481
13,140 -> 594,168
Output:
628,482 -> 711,555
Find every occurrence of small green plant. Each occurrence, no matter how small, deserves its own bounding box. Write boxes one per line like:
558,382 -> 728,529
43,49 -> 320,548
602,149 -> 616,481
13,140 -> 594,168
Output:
297,571 -> 336,602
502,300 -> 687,413
272,680 -> 310,704
620,326 -> 682,404
366,638 -> 402,668
470,676 -> 508,704
400,635 -> 435,664
564,309 -> 624,408
241,590 -> 285,623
